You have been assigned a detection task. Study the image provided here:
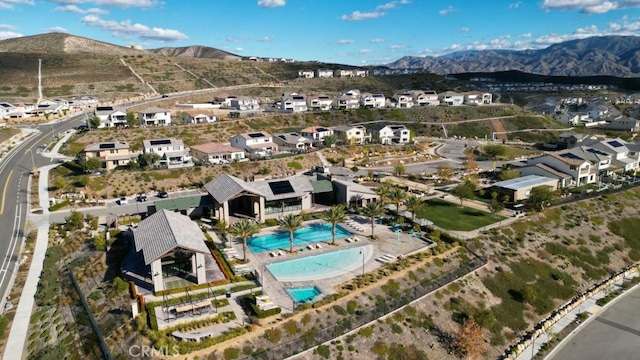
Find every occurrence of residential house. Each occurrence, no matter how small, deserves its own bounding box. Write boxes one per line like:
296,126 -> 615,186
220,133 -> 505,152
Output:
279,92 -> 308,113
307,94 -> 333,111
589,138 -> 640,174
332,179 -> 379,207
68,95 -> 99,108
190,142 -> 245,164
489,175 -> 558,202
185,112 -> 217,124
588,104 -> 610,120
273,132 -> 313,152
229,96 -> 260,111
360,93 -> 386,108
333,125 -> 371,145
94,106 -> 127,128
518,163 -> 574,188
463,91 -> 492,105
556,131 -> 598,149
354,69 -> 368,77
371,124 -> 411,145
335,90 -> 360,110
83,141 -> 138,171
411,90 -> 438,106
554,112 -> 580,126
526,151 -> 597,186
439,91 -> 464,106
230,132 -> 278,156
298,70 -> 315,78
605,117 -> 640,132
138,107 -> 172,126
334,69 -> 354,77
143,138 -> 193,168
316,69 -> 334,78
391,92 -> 414,108
300,126 -> 334,144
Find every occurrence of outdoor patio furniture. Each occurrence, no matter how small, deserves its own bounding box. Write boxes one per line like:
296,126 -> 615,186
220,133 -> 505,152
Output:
278,250 -> 285,256
270,252 -> 278,257
307,244 -> 315,250
376,257 -> 389,263
316,243 -> 322,248
345,238 -> 353,243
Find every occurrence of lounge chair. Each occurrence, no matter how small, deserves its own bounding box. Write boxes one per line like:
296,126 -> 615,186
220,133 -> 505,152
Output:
316,243 -> 322,249
345,238 -> 353,243
376,257 -> 389,263
352,237 -> 360,242
278,250 -> 284,256
270,252 -> 277,257
307,244 -> 314,250
382,254 -> 397,261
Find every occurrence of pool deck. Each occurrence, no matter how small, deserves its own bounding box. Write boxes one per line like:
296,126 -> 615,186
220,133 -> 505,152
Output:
222,216 -> 431,312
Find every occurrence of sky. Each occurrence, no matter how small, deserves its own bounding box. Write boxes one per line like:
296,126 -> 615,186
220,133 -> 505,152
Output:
1,0 -> 640,65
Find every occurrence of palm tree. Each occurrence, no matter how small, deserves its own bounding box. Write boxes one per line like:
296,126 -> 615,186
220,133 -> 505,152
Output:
388,188 -> 407,214
322,205 -> 347,245
278,213 -> 303,253
214,220 -> 229,247
375,184 -> 392,204
362,201 -> 385,239
228,219 -> 260,262
403,195 -> 425,223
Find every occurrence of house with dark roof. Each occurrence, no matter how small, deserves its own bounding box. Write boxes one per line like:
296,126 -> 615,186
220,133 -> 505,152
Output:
129,209 -> 224,293
307,94 -> 333,111
230,132 -> 278,156
138,107 -> 171,126
526,150 -> 596,187
518,163 -> 574,188
300,126 -> 333,144
94,105 -> 127,128
143,138 -> 193,169
273,132 -> 313,152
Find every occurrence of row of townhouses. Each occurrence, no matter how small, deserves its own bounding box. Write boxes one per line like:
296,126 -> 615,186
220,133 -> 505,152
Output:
0,97 -> 99,119
297,68 -> 427,78
82,123 -> 411,170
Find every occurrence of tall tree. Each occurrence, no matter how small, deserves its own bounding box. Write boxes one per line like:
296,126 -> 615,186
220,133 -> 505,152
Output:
323,134 -> 338,148
362,201 -> 385,239
375,183 -> 392,205
487,192 -> 505,218
322,205 -> 347,245
499,168 -> 521,181
403,195 -> 425,223
483,144 -> 506,159
463,151 -> 479,173
214,220 -> 229,247
88,115 -> 101,129
228,219 -> 260,262
394,162 -> 406,176
277,213 -> 303,253
125,111 -> 137,128
388,188 -> 407,214
455,319 -> 485,359
451,178 -> 477,207
527,186 -> 556,211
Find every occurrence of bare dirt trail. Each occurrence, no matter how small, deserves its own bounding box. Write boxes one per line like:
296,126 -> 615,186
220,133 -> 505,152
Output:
490,119 -> 508,141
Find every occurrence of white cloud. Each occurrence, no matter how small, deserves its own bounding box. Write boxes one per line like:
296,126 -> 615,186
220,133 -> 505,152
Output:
519,32 -> 532,38
439,5 -> 457,15
0,0 -> 33,9
258,36 -> 273,42
234,47 -> 244,52
509,1 -> 521,8
257,0 -> 285,8
389,44 -> 406,50
0,30 -> 22,39
541,0 -> 640,14
370,38 -> 385,43
359,49 -> 373,54
46,26 -> 68,33
55,4 -> 107,14
337,39 -> 355,44
94,0 -> 157,8
0,24 -> 14,30
81,14 -> 188,41
341,1 -> 407,21
459,27 -> 470,32
226,36 -> 242,43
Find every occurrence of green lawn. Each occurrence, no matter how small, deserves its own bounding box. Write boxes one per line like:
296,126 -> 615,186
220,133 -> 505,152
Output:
415,198 -> 504,231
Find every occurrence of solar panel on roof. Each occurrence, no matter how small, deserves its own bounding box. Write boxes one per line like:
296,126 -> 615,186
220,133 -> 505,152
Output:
150,139 -> 171,146
269,180 -> 295,195
586,148 -> 609,156
560,153 -> 582,160
608,141 -> 624,148
99,143 -> 115,149
248,133 -> 265,138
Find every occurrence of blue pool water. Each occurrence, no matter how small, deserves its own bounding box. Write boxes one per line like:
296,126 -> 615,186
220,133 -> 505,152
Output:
266,245 -> 370,282
286,286 -> 322,303
247,223 -> 352,253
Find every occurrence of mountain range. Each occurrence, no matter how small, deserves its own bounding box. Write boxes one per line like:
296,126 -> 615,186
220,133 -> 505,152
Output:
387,36 -> 640,77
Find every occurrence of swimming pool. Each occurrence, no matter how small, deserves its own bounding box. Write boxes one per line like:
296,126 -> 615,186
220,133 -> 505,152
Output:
266,245 -> 371,282
248,223 -> 352,253
286,286 -> 322,303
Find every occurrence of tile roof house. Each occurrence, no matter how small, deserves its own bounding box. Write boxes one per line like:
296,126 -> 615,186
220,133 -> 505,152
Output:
142,138 -> 193,169
300,126 -> 334,144
191,142 -> 245,164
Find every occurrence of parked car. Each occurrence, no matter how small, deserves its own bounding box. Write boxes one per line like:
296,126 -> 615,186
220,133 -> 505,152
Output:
136,194 -> 148,202
118,197 -> 128,205
158,191 -> 169,198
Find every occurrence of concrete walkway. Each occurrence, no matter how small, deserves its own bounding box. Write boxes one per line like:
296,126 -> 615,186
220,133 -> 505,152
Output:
514,272 -> 639,360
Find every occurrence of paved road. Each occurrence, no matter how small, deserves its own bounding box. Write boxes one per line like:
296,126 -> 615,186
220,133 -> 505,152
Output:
548,284 -> 640,360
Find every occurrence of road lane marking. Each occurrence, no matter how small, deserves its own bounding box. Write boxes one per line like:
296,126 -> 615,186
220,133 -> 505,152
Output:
0,170 -> 13,215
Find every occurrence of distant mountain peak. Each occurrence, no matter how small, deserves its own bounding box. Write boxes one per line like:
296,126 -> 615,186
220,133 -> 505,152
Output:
387,35 -> 640,77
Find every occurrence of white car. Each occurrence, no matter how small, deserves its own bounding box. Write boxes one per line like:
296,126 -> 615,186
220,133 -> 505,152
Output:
118,197 -> 128,205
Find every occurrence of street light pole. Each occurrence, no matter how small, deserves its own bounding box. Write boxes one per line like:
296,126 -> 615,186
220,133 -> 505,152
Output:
360,250 -> 365,277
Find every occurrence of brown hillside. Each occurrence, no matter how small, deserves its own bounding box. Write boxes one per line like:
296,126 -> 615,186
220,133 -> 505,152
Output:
0,32 -> 148,56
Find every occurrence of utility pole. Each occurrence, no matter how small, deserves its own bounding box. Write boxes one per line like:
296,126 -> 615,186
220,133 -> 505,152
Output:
37,58 -> 43,104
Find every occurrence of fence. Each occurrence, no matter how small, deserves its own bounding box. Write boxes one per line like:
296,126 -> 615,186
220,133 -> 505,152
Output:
241,257 -> 486,360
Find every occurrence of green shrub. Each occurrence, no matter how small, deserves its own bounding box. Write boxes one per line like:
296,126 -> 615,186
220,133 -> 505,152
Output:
223,347 -> 240,360
358,326 -> 373,338
315,344 -> 330,358
264,328 -> 282,343
371,340 -> 388,355
287,161 -> 303,170
346,300 -> 357,314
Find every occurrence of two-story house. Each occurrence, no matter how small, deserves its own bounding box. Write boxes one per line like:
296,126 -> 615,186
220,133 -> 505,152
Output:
229,97 -> 260,111
94,106 -> 127,128
230,132 -> 278,156
190,142 -> 245,165
83,141 -> 138,171
138,107 -> 171,126
316,69 -> 334,78
273,132 -> 313,152
300,126 -> 334,144
354,69 -> 368,77
142,138 -> 193,168
439,91 -> 464,106
463,91 -> 493,105
360,93 -> 386,108
589,138 -> 640,174
334,69 -> 354,77
298,70 -> 315,78
525,151 -> 596,186
333,125 -> 371,145
392,92 -> 414,108
336,90 -> 360,110
371,124 -> 411,145
279,93 -> 308,113
307,94 -> 333,111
